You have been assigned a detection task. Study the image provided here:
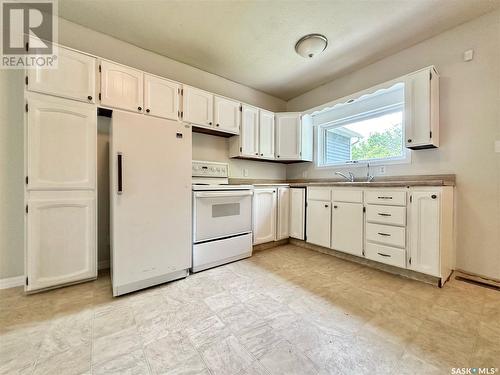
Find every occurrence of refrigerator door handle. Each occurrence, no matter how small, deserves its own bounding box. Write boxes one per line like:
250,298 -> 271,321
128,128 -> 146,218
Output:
117,152 -> 123,194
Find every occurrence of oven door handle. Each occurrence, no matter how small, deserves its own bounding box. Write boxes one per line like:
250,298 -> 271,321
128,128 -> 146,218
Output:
194,191 -> 253,198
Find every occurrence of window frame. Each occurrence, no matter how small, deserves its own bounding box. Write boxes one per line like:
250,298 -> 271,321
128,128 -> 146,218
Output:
310,80 -> 412,169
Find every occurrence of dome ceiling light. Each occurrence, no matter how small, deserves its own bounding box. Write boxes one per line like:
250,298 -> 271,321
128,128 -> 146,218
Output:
295,34 -> 328,58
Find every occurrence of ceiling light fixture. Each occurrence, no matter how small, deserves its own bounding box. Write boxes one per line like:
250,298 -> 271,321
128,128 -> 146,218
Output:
295,34 -> 328,58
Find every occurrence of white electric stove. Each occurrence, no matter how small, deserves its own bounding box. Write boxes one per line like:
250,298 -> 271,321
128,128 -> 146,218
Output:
191,161 -> 253,272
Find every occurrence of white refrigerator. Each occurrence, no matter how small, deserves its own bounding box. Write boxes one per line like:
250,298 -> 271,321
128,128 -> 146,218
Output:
110,110 -> 192,296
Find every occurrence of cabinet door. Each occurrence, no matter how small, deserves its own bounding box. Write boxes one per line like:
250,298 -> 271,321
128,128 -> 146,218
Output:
276,187 -> 290,240
27,45 -> 96,103
276,113 -> 301,160
26,194 -> 96,291
405,68 -> 438,148
144,74 -> 180,120
408,191 -> 440,276
214,96 -> 240,134
253,189 -> 277,245
26,93 -> 96,190
306,200 -> 331,248
240,105 -> 260,157
289,188 -> 305,240
183,86 -> 213,127
259,110 -> 275,159
331,202 -> 363,256
100,60 -> 143,112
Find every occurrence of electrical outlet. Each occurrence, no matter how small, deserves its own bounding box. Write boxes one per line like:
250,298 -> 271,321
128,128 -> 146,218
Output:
243,168 -> 249,177
378,166 -> 386,175
302,170 -> 308,178
495,140 -> 500,153
463,49 -> 474,62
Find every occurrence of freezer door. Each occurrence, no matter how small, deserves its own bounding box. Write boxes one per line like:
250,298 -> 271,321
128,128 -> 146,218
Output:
110,111 -> 192,294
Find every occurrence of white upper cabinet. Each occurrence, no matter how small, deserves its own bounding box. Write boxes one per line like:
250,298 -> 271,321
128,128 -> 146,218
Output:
239,105 -> 260,157
289,188 -> 305,240
275,112 -> 312,161
253,188 -> 277,245
407,190 -> 441,276
26,93 -> 96,191
405,66 -> 439,149
100,60 -> 144,113
275,112 -> 300,160
259,110 -> 275,159
183,86 -> 213,127
27,45 -> 96,103
144,74 -> 180,120
214,96 -> 240,134
276,187 -> 290,240
26,193 -> 96,291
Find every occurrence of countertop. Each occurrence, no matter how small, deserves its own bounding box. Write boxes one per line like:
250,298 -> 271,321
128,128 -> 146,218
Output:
229,174 -> 455,188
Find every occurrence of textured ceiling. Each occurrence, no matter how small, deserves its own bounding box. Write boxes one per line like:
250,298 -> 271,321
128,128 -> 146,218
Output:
59,0 -> 500,100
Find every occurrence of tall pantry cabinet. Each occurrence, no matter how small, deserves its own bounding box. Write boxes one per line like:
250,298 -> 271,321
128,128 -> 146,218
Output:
24,45 -> 98,292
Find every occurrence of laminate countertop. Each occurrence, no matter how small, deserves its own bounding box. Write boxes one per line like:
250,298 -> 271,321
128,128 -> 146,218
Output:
229,174 -> 456,188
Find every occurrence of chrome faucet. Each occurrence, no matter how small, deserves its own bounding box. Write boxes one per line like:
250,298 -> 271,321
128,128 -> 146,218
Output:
335,171 -> 355,182
366,163 -> 374,182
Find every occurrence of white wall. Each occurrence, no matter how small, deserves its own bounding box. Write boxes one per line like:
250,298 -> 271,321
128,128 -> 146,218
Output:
192,133 -> 286,180
287,10 -> 500,280
0,18 -> 286,280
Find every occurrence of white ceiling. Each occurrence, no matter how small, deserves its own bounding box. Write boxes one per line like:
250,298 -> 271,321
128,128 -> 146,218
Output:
59,0 -> 500,100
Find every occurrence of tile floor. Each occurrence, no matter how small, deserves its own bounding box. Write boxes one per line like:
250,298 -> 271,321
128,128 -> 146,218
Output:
1,244 -> 499,375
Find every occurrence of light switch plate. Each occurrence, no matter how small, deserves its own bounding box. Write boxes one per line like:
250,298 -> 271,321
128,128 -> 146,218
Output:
463,49 -> 474,62
378,166 -> 386,175
243,168 -> 249,177
495,140 -> 500,153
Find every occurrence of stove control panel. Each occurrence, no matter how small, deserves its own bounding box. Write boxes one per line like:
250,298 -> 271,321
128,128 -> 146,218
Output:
192,160 -> 228,178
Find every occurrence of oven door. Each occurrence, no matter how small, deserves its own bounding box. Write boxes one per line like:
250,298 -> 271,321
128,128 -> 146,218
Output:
193,190 -> 253,242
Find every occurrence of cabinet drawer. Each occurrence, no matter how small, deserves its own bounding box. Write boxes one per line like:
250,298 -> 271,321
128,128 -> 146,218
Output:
308,187 -> 331,201
366,205 -> 406,226
366,223 -> 406,248
365,190 -> 406,206
332,189 -> 363,203
365,242 -> 406,268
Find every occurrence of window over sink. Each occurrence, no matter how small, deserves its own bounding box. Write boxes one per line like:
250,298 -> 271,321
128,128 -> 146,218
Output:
315,82 -> 410,167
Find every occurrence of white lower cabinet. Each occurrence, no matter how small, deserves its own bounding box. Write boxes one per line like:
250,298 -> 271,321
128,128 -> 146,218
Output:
304,185 -> 454,284
407,189 -> 452,278
26,192 -> 97,291
306,200 -> 331,248
276,187 -> 290,240
253,188 -> 277,245
289,187 -> 305,240
331,202 -> 363,256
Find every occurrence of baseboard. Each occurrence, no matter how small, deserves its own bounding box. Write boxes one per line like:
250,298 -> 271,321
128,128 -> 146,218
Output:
98,260 -> 110,270
455,270 -> 500,289
0,275 -> 25,289
253,238 -> 289,252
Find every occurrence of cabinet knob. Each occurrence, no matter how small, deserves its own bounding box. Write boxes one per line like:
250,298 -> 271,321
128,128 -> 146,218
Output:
333,205 -> 338,209
324,204 -> 329,208
407,139 -> 412,143
146,109 -> 150,113
208,121 -> 212,125
255,152 -> 259,155
431,194 -> 437,199
260,153 -> 263,156
277,155 -> 280,158
87,95 -> 92,101
138,106 -> 142,111
216,123 -> 220,127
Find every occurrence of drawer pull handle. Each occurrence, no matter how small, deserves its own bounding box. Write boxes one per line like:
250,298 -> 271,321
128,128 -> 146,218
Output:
377,196 -> 393,199
377,232 -> 391,236
378,213 -> 391,216
377,252 -> 391,257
